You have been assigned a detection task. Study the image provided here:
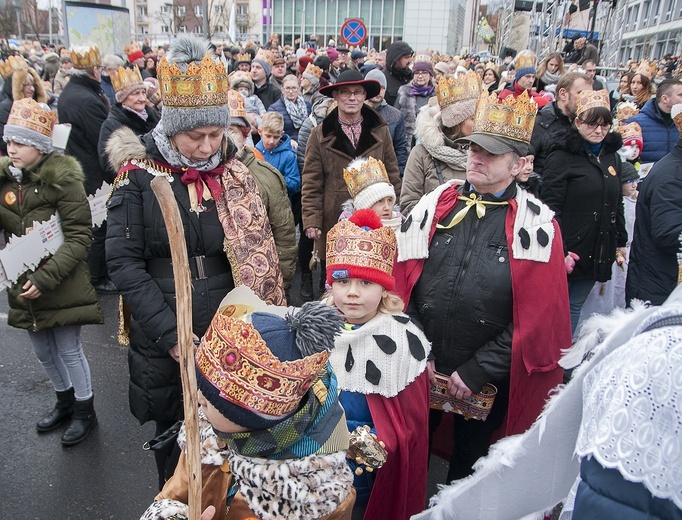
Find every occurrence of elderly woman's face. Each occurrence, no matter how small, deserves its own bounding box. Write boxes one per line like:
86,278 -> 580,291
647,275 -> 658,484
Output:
172,126 -> 224,162
122,86 -> 148,113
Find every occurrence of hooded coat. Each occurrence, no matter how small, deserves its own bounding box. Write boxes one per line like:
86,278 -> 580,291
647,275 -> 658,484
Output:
541,128 -> 627,282
0,68 -> 48,155
383,41 -> 414,107
0,153 -> 103,331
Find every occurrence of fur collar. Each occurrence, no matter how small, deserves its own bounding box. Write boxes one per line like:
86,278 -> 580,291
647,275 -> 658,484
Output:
321,104 -> 385,157
106,126 -> 148,172
11,68 -> 47,104
0,153 -> 84,187
549,126 -> 623,157
414,102 -> 445,147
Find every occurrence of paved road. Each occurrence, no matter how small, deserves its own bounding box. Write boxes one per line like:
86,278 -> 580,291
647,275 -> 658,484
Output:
0,270 -> 447,519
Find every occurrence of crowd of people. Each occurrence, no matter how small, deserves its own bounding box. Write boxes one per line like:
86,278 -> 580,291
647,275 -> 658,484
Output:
0,32 -> 681,519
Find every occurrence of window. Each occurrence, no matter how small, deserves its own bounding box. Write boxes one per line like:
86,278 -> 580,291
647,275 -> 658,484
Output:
161,4 -> 171,14
652,0 -> 661,22
177,5 -> 186,16
214,5 -> 224,14
137,6 -> 147,16
194,5 -> 202,17
238,23 -> 248,35
216,25 -> 225,33
626,6 -> 633,30
138,25 -> 148,34
193,25 -> 202,33
641,1 -> 650,28
178,25 -> 187,32
237,3 -> 248,15
161,25 -> 170,32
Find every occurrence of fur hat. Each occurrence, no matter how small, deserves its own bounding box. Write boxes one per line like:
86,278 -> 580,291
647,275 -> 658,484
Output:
326,209 -> 397,290
230,71 -> 254,95
11,67 -> 47,104
3,98 -> 56,154
196,302 -> 344,430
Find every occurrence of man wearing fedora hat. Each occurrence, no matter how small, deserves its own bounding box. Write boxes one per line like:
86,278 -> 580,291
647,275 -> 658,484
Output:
301,70 -> 401,288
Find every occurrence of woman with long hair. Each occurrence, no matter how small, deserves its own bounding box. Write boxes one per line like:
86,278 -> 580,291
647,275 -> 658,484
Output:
611,71 -> 634,110
536,52 -> 565,93
482,65 -> 500,93
629,73 -> 654,109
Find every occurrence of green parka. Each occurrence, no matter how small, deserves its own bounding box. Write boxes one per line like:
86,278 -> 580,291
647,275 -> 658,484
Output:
0,152 -> 103,331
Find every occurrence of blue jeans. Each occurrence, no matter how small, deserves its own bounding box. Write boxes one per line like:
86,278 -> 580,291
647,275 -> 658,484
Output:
28,325 -> 93,400
569,279 -> 597,336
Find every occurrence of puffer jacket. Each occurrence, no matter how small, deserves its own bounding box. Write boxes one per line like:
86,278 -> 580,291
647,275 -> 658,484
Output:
383,41 -> 414,107
374,101 -> 408,175
530,101 -> 573,175
255,132 -> 300,196
0,154 -> 103,331
266,96 -> 311,142
409,182 -> 516,391
541,128 -> 627,282
626,98 -> 680,164
0,68 -> 49,155
105,128 -> 236,425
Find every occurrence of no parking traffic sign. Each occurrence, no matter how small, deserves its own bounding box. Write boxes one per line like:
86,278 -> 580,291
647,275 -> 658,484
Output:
340,18 -> 367,47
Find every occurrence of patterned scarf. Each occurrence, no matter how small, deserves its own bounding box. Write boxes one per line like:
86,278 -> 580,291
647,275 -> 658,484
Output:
410,83 -> 435,97
283,95 -> 309,129
215,158 -> 287,306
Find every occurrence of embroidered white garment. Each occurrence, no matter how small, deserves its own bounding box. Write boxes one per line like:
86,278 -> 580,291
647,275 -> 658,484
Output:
329,312 -> 431,397
510,188 -> 555,263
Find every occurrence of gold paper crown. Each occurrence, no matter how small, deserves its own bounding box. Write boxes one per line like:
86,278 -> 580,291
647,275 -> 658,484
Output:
157,54 -> 229,108
619,122 -> 642,143
111,65 -> 144,93
235,52 -> 252,63
484,62 -> 499,73
514,50 -> 536,71
227,89 -> 247,118
70,45 -> 102,69
576,88 -> 610,117
254,48 -> 274,67
195,312 -> 329,417
0,56 -> 28,79
472,90 -> 538,144
124,42 -> 142,57
635,59 -> 657,79
6,98 -> 57,138
303,63 -> 323,79
436,70 -> 482,111
326,217 -> 397,279
343,157 -> 390,199
414,51 -> 433,64
616,101 -> 639,121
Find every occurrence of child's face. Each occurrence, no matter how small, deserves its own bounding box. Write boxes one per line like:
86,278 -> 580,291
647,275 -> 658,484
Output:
618,143 -> 640,161
237,86 -> 250,97
259,129 -> 283,150
516,154 -> 534,183
331,278 -> 387,325
6,141 -> 43,169
622,179 -> 638,198
197,389 -> 249,434
370,196 -> 394,219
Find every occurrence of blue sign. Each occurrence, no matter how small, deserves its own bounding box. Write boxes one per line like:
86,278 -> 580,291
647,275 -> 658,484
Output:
341,19 -> 367,47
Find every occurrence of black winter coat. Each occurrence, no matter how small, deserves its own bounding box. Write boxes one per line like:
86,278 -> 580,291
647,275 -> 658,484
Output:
408,182 -> 516,392
254,80 -> 281,110
97,103 -> 160,177
626,139 -> 682,306
57,75 -> 110,195
105,130 -> 235,425
383,41 -> 414,107
530,101 -> 573,175
541,129 -> 627,282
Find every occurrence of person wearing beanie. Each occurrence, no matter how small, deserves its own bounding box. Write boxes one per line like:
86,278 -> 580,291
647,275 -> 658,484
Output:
297,54 -> 314,75
324,209 -> 431,520
400,71 -> 480,214
141,301 -> 356,520
97,65 -> 160,179
300,62 -> 324,105
230,71 -> 266,134
617,121 -> 644,171
0,98 -> 103,446
313,54 -> 332,88
363,68 -> 408,176
125,43 -> 150,79
53,55 -> 75,95
396,55 -> 436,152
104,35 -> 289,490
251,49 -> 281,110
382,41 -> 414,107
498,50 -> 550,109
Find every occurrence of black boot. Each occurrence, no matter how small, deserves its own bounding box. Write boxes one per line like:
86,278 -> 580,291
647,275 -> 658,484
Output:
61,396 -> 97,446
300,272 -> 314,302
37,388 -> 75,432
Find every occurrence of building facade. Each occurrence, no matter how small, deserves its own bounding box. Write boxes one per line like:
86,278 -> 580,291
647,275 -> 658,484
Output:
618,0 -> 682,62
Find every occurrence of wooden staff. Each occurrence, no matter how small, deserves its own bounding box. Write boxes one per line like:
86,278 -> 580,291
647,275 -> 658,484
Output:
151,176 -> 202,520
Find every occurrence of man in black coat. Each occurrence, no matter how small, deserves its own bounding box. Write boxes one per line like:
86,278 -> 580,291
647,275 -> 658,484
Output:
383,41 -> 414,107
626,109 -> 682,306
58,46 -> 115,293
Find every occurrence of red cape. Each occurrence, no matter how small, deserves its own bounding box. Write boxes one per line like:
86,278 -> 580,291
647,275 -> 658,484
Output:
393,185 -> 571,437
365,371 -> 430,520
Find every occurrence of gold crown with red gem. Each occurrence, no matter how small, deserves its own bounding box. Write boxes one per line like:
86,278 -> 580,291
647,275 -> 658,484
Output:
111,65 -> 144,93
6,98 -> 57,138
472,90 -> 538,144
157,53 -> 229,108
0,56 -> 28,79
227,89 -> 247,118
70,45 -> 102,69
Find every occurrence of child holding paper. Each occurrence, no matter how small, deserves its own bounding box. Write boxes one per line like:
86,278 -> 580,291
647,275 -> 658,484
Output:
0,98 -> 102,446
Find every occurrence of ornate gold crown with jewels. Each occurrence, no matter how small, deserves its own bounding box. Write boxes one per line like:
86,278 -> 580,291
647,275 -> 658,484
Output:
0,56 -> 28,78
618,122 -> 642,143
6,98 -> 57,138
413,51 -> 433,64
472,90 -> 538,144
111,65 -> 144,93
436,71 -> 481,111
235,52 -> 252,63
303,63 -> 323,79
635,59 -> 657,80
227,89 -> 247,118
70,45 -> 102,70
616,101 -> 639,121
576,88 -> 610,117
254,48 -> 274,66
343,157 -> 390,199
157,54 -> 229,108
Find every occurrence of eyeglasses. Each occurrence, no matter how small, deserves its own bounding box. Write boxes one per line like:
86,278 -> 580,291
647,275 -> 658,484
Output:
336,89 -> 366,99
283,86 -> 299,91
577,118 -> 611,131
413,71 -> 431,76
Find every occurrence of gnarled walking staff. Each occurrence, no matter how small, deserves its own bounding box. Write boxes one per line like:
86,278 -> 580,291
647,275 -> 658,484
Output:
151,176 -> 202,520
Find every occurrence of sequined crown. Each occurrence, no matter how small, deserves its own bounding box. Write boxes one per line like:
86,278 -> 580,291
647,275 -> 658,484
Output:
227,89 -> 247,118
235,52 -> 252,63
157,53 -> 229,108
436,71 -> 481,111
576,88 -> 610,117
616,101 -> 639,121
514,50 -> 536,71
195,311 -> 330,418
7,98 -> 57,138
254,48 -> 274,66
303,63 -> 323,79
70,45 -> 102,69
343,157 -> 390,199
472,90 -> 538,144
635,59 -> 658,80
619,122 -> 642,143
0,56 -> 28,79
111,65 -> 144,93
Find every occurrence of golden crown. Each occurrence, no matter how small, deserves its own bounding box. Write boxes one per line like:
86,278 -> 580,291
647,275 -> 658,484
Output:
111,65 -> 144,93
576,88 -> 610,117
7,98 -> 57,138
157,53 -> 229,108
472,90 -> 538,144
436,70 -> 481,111
343,157 -> 390,199
616,101 -> 639,121
303,63 -> 323,79
235,52 -> 252,63
619,122 -> 642,143
254,48 -> 274,67
635,59 -> 657,79
414,51 -> 433,64
326,217 -> 397,279
196,312 -> 330,418
227,89 -> 247,118
70,45 -> 102,69
514,50 -> 536,72
0,56 -> 28,79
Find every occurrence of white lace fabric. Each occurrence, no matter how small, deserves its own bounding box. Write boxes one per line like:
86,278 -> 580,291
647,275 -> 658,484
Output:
575,324 -> 682,509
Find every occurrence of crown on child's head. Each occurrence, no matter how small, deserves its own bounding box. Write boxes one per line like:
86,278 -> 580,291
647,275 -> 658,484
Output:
227,89 -> 247,118
343,157 -> 390,199
472,90 -> 538,145
6,98 -> 57,138
616,101 -> 639,121
619,122 -> 642,145
70,45 -> 101,69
